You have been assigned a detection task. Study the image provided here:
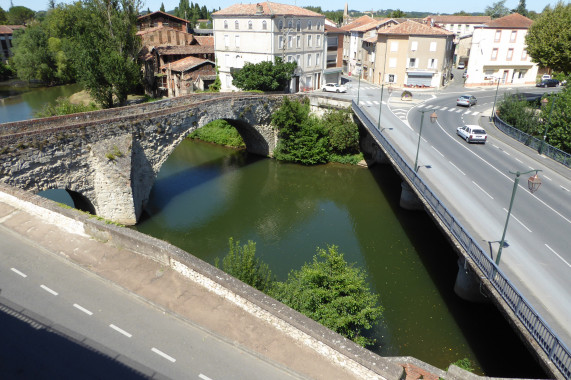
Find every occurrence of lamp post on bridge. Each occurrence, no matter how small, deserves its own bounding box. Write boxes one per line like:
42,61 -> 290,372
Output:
377,85 -> 394,130
490,76 -> 501,121
356,67 -> 362,105
414,109 -> 438,172
495,169 -> 542,266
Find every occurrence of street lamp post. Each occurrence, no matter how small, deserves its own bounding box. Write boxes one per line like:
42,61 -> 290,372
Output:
539,96 -> 556,155
495,170 -> 542,266
356,68 -> 362,105
490,76 -> 501,120
414,110 -> 438,172
377,83 -> 384,129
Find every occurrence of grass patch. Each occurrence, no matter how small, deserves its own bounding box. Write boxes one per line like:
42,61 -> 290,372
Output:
188,120 -> 245,148
329,153 -> 364,165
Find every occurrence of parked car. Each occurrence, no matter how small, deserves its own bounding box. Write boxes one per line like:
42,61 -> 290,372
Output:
457,62 -> 465,69
456,95 -> 477,107
541,74 -> 551,80
457,125 -> 487,144
462,71 -> 468,79
322,83 -> 347,93
536,79 -> 560,88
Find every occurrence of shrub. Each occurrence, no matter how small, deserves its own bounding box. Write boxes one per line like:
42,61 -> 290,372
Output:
35,97 -> 99,118
188,120 -> 245,148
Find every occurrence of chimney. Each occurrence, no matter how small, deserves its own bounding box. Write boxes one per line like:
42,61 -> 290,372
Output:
256,4 -> 263,15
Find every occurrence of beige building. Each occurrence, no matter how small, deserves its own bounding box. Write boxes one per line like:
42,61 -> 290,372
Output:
465,13 -> 537,87
373,20 -> 455,89
212,2 -> 326,92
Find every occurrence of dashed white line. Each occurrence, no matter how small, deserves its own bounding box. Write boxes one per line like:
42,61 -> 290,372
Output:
545,244 -> 571,267
472,181 -> 494,199
502,151 -> 511,156
11,268 -> 27,278
449,161 -> 466,175
503,208 -> 532,232
73,303 -> 93,316
431,146 -> 444,157
441,107 -> 448,111
151,347 -> 176,363
514,157 -> 523,163
110,324 -> 132,338
199,374 -> 213,380
561,186 -> 570,192
40,285 -> 58,296
543,175 -> 552,181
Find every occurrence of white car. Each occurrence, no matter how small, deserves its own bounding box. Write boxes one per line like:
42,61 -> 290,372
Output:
457,62 -> 465,69
322,83 -> 347,93
541,74 -> 551,80
456,125 -> 487,144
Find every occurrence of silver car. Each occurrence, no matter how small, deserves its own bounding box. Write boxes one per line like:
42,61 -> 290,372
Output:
456,95 -> 477,107
457,125 -> 487,144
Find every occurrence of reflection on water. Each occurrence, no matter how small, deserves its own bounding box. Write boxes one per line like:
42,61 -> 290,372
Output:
0,82 -> 82,123
132,139 -> 545,377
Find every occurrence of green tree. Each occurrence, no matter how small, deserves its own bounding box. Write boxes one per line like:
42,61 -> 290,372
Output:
232,58 -> 296,92
497,93 -> 541,134
525,2 -> 571,75
272,245 -> 383,347
512,0 -> 528,17
160,2 -> 165,12
0,7 -> 7,24
7,6 -> 35,25
11,22 -> 59,83
453,10 -> 470,16
70,0 -> 142,108
0,61 -> 14,80
322,107 -> 359,155
539,88 -> 571,153
388,9 -> 406,18
216,238 -> 275,293
485,0 -> 509,19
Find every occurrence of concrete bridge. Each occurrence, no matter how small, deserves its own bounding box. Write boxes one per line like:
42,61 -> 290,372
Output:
0,93 -> 302,225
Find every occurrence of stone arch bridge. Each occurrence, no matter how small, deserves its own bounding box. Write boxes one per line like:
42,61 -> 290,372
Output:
0,93 -> 310,225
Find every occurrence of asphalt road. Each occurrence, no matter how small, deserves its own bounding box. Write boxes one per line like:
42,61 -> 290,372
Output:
337,77 -> 571,349
0,225 -> 300,380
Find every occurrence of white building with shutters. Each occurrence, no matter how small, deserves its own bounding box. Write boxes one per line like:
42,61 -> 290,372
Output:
212,2 -> 326,92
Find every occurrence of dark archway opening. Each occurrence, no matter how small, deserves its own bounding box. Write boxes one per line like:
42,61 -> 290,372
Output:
38,189 -> 96,215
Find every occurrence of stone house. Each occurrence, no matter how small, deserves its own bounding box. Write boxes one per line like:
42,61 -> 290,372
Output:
160,56 -> 216,97
212,2 -> 326,92
137,11 -> 215,97
464,13 -> 537,87
340,15 -> 374,75
0,25 -> 25,63
424,15 -> 491,67
323,24 -> 344,85
373,20 -> 455,89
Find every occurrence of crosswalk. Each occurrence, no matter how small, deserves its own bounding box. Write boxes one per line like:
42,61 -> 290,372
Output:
357,100 -> 386,106
416,104 -> 480,116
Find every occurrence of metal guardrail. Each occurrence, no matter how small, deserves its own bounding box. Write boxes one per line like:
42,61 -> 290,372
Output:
493,114 -> 571,168
352,100 -> 571,380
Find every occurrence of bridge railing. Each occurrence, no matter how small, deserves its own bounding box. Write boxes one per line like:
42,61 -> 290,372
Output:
352,101 -> 571,380
493,113 -> 570,168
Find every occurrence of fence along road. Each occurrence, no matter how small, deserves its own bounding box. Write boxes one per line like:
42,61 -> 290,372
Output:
352,100 -> 570,380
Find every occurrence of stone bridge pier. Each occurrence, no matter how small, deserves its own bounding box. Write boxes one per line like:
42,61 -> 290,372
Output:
0,94 -> 292,225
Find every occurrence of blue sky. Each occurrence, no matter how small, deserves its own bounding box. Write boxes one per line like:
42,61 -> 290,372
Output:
4,0 -> 554,14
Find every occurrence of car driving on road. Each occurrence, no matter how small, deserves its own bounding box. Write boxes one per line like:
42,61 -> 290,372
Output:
322,83 -> 347,93
457,125 -> 487,144
456,95 -> 477,107
536,79 -> 560,88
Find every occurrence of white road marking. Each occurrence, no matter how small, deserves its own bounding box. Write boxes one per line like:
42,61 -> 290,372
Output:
110,324 -> 132,338
435,119 -> 571,224
472,181 -> 494,199
514,158 -> 523,163
431,146 -> 444,157
455,109 -> 463,113
40,285 -> 58,296
545,244 -> 571,267
73,303 -> 93,316
421,137 -> 427,143
543,175 -> 552,181
440,107 -> 448,111
502,151 -> 511,156
11,268 -> 27,278
199,375 -> 213,380
562,186 -> 570,192
449,161 -> 466,175
152,347 -> 176,362
503,208 -> 532,232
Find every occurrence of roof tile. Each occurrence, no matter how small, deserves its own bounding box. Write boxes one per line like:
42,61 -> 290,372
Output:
426,15 -> 491,24
378,20 -> 453,36
213,2 -> 324,17
161,56 -> 214,72
484,13 -> 533,28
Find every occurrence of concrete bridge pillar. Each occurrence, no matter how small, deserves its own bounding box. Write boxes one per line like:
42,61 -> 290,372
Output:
399,182 -> 423,210
454,257 -> 488,303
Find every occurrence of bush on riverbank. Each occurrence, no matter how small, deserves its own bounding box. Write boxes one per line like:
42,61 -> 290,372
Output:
216,238 -> 383,347
188,120 -> 246,148
272,97 -> 362,165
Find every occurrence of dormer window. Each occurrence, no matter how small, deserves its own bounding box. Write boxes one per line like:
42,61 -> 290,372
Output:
248,20 -> 252,30
224,20 -> 228,29
235,20 -> 239,29
262,20 -> 267,30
